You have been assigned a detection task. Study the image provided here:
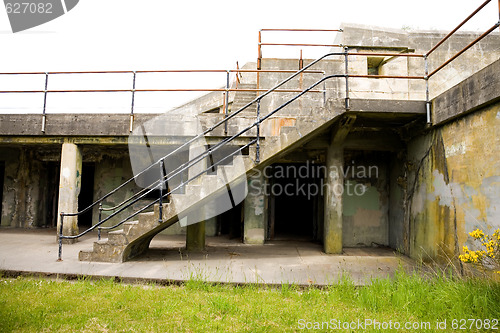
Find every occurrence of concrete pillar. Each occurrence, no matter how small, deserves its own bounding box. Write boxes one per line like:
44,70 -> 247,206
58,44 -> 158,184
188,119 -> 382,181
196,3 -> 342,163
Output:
184,142 -> 207,251
186,221 -> 205,251
56,142 -> 82,242
244,173 -> 266,244
323,144 -> 343,254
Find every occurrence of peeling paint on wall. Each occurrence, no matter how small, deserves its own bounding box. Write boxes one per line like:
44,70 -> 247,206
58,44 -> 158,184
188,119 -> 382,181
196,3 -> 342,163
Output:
342,152 -> 389,247
407,102 -> 500,262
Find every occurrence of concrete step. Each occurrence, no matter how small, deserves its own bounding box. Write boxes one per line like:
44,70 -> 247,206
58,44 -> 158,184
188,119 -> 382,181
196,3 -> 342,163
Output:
232,84 -> 257,113
78,249 -> 93,261
138,211 -> 155,225
79,241 -> 127,263
107,230 -> 128,245
123,221 -> 138,234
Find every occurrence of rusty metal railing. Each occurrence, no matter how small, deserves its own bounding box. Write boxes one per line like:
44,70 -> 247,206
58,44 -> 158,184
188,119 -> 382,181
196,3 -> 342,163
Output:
257,28 -> 343,70
422,0 -> 500,122
0,68 -> 325,134
1,1 -> 498,133
256,0 -> 499,123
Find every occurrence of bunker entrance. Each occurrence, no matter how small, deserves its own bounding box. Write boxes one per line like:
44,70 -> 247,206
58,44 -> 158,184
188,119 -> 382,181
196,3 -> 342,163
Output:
45,162 -> 60,228
78,163 -> 95,228
268,163 -> 324,242
218,201 -> 243,240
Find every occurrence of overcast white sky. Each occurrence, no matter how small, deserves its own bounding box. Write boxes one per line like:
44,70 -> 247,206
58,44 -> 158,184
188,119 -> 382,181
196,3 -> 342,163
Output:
0,0 -> 498,112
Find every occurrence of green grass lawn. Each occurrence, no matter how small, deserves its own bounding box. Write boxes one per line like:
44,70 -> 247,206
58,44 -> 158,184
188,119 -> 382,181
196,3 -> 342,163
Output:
0,271 -> 499,332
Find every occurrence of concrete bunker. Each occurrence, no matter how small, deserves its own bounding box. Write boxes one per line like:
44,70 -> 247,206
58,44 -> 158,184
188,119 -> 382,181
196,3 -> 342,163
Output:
0,23 -> 499,264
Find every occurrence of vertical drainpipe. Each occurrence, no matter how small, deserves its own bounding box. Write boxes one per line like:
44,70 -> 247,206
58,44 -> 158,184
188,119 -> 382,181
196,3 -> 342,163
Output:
158,159 -> 164,224
424,55 -> 431,124
257,30 -> 262,94
224,70 -> 230,136
256,100 -> 260,164
41,72 -> 48,133
344,46 -> 350,110
130,71 -> 136,133
299,49 -> 303,90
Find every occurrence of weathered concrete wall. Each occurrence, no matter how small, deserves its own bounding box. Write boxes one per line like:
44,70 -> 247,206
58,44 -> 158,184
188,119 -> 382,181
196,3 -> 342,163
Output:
243,173 -> 267,244
432,58 -> 500,125
338,23 -> 500,100
92,154 -> 140,228
388,152 -> 407,252
259,58 -> 343,117
342,151 -> 390,247
0,114 -> 158,136
0,147 -> 50,228
407,101 -> 500,261
346,47 -> 413,100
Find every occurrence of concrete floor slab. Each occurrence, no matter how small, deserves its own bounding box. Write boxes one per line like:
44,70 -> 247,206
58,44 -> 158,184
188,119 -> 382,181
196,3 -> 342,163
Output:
0,228 -> 417,286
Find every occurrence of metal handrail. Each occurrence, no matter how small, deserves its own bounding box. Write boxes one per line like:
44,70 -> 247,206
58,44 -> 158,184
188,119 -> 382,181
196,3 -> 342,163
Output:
0,68 -> 325,133
97,138 -> 258,236
426,0 -> 494,56
257,28 -> 343,69
0,68 -> 325,75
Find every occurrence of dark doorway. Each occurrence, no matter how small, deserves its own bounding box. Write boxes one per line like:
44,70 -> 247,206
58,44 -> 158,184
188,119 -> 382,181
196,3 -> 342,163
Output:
271,163 -> 324,241
78,163 -> 95,228
0,161 -> 4,224
45,162 -> 60,228
218,202 -> 243,239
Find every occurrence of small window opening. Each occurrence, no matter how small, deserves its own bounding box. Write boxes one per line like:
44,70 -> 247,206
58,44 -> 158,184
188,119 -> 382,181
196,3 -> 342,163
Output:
367,57 -> 384,76
205,106 -> 221,114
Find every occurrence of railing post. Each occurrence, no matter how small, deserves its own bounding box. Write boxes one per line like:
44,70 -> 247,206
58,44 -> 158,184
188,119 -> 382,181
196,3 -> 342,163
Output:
158,159 -> 164,223
257,30 -> 262,70
57,213 -> 64,261
42,72 -> 48,133
257,30 -> 262,93
256,99 -> 261,164
344,47 -> 350,110
224,70 -> 230,135
322,72 -> 327,107
130,71 -> 136,133
424,55 -> 431,124
97,202 -> 102,240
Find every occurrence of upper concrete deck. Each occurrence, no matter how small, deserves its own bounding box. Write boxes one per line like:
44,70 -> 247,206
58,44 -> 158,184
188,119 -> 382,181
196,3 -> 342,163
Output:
0,25 -> 498,144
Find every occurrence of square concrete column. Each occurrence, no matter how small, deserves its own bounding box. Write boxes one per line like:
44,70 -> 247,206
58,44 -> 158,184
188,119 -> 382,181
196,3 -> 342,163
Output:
323,144 -> 343,254
56,142 -> 82,242
185,142 -> 207,251
244,173 -> 266,244
186,221 -> 205,251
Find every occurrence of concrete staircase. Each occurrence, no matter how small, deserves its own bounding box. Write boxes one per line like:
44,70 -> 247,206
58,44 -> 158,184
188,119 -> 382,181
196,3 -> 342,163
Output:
231,83 -> 257,113
79,153 -> 252,263
79,99 -> 345,262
